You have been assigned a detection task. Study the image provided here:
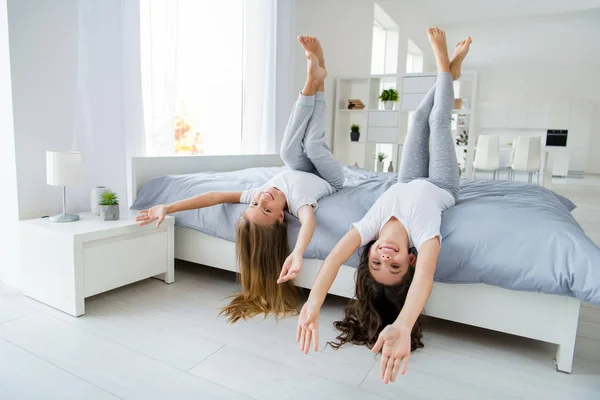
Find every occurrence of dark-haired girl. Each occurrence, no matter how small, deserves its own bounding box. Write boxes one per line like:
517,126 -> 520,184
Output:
296,28 -> 472,384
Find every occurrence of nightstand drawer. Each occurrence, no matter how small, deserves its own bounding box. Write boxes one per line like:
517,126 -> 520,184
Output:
83,230 -> 168,297
367,127 -> 398,143
368,111 -> 399,127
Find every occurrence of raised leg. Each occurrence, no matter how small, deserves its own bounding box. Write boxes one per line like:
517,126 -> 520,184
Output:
279,96 -> 316,173
301,41 -> 344,191
397,84 -> 435,181
427,70 -> 459,199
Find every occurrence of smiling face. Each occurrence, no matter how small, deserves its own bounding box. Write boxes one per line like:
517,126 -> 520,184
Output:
368,238 -> 416,286
244,187 -> 287,225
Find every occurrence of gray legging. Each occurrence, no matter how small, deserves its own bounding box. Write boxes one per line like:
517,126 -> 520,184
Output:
279,92 -> 345,191
398,72 -> 460,200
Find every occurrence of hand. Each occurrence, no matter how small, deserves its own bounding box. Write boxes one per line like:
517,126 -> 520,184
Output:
278,251 -> 303,284
372,324 -> 412,384
297,301 -> 320,354
136,205 -> 167,227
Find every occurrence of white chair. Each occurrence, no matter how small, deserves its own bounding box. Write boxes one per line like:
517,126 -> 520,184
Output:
473,135 -> 501,179
510,136 -> 541,183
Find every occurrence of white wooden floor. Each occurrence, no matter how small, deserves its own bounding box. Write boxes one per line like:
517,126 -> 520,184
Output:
1,175 -> 599,400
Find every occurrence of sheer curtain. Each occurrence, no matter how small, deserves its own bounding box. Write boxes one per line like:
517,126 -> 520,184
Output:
140,0 -> 179,156
140,0 -> 282,156
241,0 -> 277,154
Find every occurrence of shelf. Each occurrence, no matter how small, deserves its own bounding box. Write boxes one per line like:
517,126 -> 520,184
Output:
338,109 -> 367,113
452,109 -> 471,115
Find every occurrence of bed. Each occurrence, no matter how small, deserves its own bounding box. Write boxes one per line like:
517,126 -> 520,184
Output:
131,154 -> 596,373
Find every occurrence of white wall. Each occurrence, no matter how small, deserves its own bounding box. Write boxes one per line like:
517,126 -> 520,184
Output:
294,0 -> 375,145
477,65 -> 600,174
8,0 -> 83,219
0,0 -> 20,287
8,0 -> 136,221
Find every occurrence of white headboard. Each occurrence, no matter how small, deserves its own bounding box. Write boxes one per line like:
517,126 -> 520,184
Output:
131,154 -> 283,200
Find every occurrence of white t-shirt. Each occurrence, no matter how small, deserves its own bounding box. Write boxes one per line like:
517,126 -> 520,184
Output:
239,170 -> 335,218
351,179 -> 455,250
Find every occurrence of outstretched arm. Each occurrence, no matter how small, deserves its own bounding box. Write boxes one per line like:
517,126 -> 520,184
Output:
297,228 -> 362,353
137,191 -> 242,227
373,237 -> 439,383
395,237 -> 439,328
278,205 -> 316,284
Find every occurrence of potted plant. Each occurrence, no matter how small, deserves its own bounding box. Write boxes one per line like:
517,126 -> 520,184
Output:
376,152 -> 388,172
379,88 -> 399,110
99,191 -> 119,221
350,124 -> 360,142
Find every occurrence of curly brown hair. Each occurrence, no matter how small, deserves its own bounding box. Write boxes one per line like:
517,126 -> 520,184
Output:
219,215 -> 299,323
328,241 -> 424,351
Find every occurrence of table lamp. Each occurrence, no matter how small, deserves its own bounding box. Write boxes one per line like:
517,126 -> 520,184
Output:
46,151 -> 83,223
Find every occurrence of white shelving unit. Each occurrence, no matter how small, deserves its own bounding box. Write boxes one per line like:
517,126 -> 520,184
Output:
333,71 -> 479,175
332,75 -> 401,170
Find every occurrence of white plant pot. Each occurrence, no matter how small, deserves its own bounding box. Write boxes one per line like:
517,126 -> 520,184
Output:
91,186 -> 110,215
376,161 -> 384,172
100,205 -> 120,221
384,101 -> 395,110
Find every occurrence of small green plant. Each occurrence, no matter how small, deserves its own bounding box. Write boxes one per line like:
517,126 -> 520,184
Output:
99,191 -> 119,206
376,152 -> 388,162
379,88 -> 399,102
350,124 -> 360,132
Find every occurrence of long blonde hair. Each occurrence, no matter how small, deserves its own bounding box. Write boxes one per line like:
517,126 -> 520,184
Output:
219,215 -> 299,322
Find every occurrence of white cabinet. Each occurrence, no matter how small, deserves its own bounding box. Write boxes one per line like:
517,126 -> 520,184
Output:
402,75 -> 436,93
401,74 -> 436,111
368,111 -> 399,127
479,102 -> 508,128
567,101 -> 594,171
526,103 -> 549,129
507,102 -> 528,129
367,127 -> 398,143
547,102 -> 570,130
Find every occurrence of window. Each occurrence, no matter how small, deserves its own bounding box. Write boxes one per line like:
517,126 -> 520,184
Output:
370,4 -> 399,75
405,39 -> 423,73
141,0 -> 276,156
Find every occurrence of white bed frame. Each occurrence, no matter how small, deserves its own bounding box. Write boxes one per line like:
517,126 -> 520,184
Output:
131,154 -> 580,373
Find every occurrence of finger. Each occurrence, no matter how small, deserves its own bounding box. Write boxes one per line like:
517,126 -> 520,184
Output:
400,355 -> 409,376
390,358 -> 401,382
299,329 -> 305,351
138,220 -> 151,227
139,209 -> 148,214
313,326 -> 319,352
303,330 -> 312,354
372,336 -> 384,354
383,357 -> 394,384
278,266 -> 288,280
296,323 -> 302,343
380,355 -> 388,379
156,216 -> 164,227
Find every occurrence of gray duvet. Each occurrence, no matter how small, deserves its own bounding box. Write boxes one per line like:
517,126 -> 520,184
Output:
131,166 -> 600,305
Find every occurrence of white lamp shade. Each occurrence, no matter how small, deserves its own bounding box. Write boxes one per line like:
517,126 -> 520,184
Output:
46,151 -> 83,186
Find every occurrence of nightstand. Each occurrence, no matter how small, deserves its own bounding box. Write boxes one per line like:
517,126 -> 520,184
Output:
20,212 -> 175,316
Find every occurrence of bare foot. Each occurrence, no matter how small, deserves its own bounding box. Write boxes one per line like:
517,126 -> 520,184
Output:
298,35 -> 325,68
306,51 -> 327,84
449,37 -> 472,80
427,27 -> 450,73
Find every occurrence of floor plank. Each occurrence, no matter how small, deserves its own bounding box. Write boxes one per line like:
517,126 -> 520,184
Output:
45,296 -> 225,371
0,313 -> 249,399
189,345 -> 386,400
0,337 -> 118,400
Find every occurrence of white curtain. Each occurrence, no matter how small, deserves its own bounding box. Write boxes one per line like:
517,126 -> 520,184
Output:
74,0 -> 146,209
241,0 -> 277,154
140,0 -> 179,157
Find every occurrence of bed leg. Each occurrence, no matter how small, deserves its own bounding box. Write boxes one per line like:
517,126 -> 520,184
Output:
554,297 -> 580,373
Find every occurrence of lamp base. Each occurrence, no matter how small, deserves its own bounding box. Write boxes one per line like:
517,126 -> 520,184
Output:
49,213 -> 80,223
